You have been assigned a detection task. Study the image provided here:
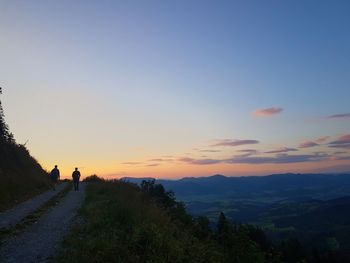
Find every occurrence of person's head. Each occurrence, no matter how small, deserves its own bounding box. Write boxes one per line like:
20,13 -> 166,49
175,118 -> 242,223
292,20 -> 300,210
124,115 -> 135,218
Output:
75,167 -> 78,171
55,165 -> 58,168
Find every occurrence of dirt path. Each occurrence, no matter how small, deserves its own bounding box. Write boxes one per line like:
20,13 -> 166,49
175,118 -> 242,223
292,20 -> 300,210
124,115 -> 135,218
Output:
0,183 -> 68,229
0,183 -> 86,263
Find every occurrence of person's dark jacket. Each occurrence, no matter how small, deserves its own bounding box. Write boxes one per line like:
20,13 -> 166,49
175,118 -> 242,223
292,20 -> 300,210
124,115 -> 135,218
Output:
72,171 -> 81,181
50,168 -> 60,181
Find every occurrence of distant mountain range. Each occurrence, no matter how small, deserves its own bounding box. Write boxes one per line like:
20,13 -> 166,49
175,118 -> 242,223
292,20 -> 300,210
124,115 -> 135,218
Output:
122,173 -> 350,201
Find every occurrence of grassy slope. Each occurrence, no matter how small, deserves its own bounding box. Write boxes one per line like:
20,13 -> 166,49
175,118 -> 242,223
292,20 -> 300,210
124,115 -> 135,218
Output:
56,181 -> 265,263
0,142 -> 51,211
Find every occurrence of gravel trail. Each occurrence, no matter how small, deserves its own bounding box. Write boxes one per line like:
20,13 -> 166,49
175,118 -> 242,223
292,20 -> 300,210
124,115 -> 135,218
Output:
0,183 -> 86,263
0,183 -> 68,229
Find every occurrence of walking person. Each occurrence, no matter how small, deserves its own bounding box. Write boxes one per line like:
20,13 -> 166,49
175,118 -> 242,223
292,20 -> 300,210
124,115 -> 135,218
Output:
72,168 -> 81,191
50,165 -> 60,190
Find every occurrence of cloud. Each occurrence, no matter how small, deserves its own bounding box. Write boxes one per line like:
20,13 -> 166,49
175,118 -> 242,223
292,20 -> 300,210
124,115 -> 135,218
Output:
178,157 -> 222,165
178,153 -> 332,165
328,134 -> 350,149
329,134 -> 350,144
225,153 -> 329,164
147,158 -> 173,162
329,144 -> 350,149
328,113 -> 350,119
198,149 -> 221,153
122,162 -> 143,165
212,139 -> 259,147
299,141 -> 319,148
265,147 -> 298,153
238,149 -> 258,153
162,155 -> 174,158
145,163 -> 160,167
333,156 -> 350,161
252,107 -> 283,117
315,136 -> 330,143
237,149 -> 259,156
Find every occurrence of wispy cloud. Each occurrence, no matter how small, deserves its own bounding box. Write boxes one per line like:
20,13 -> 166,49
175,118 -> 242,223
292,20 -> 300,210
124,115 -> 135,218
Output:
330,134 -> 350,144
299,141 -> 319,148
237,149 -> 259,156
333,156 -> 350,161
328,113 -> 350,119
315,136 -> 330,143
265,147 -> 298,153
178,153 -> 333,165
329,134 -> 350,149
145,163 -> 160,167
122,162 -> 143,165
198,149 -> 221,153
225,153 -> 329,164
178,157 -> 222,165
211,139 -> 259,147
252,107 -> 283,117
334,151 -> 347,155
147,158 -> 173,162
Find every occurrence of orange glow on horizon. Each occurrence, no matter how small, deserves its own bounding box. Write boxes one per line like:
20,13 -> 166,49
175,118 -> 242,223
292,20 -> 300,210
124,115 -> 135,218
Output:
46,159 -> 350,181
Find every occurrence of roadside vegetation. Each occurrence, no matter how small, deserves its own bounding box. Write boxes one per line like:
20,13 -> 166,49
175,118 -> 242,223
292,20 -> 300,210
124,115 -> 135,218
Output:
0,88 -> 51,211
56,178 -> 290,263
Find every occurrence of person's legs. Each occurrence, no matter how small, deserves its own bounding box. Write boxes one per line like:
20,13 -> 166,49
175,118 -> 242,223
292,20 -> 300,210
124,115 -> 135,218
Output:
51,177 -> 56,190
73,180 -> 79,191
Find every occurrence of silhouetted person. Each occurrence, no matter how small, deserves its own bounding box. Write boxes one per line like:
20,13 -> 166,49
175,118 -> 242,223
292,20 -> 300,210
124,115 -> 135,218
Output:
50,165 -> 60,190
72,168 -> 81,191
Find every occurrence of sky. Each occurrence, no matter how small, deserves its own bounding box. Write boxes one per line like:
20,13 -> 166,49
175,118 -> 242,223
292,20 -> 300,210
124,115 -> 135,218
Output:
0,0 -> 349,179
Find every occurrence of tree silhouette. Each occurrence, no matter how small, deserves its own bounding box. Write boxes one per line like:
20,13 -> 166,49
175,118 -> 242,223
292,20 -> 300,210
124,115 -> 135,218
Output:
0,88 -> 14,144
217,212 -> 230,235
217,212 -> 231,246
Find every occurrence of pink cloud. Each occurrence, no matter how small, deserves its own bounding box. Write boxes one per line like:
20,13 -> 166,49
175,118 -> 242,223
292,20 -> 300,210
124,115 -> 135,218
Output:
328,113 -> 350,119
328,134 -> 350,149
315,136 -> 330,143
265,147 -> 298,153
178,153 -> 334,165
299,141 -> 319,148
122,162 -> 143,165
146,164 -> 160,167
178,157 -> 221,165
238,149 -> 259,154
147,158 -> 173,162
330,134 -> 350,144
211,139 -> 259,147
252,107 -> 283,117
198,149 -> 221,153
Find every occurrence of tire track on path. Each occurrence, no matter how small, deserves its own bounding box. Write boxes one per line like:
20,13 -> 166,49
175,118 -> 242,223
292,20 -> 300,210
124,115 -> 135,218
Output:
0,183 -> 86,263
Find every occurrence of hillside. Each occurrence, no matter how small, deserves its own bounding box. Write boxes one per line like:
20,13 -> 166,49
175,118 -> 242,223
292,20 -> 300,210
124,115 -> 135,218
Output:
123,175 -> 350,262
264,196 -> 350,260
0,89 -> 51,211
56,179 -> 276,263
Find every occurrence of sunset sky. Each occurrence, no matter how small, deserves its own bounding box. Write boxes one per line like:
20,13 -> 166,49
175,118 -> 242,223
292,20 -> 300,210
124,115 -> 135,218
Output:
1,1 -> 349,179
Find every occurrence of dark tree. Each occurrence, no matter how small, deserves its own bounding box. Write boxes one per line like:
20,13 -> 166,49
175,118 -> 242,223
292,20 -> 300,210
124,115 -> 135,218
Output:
140,179 -> 192,226
247,225 -> 272,251
0,88 -> 15,144
217,212 -> 230,235
216,212 -> 232,246
194,216 -> 211,239
280,238 -> 306,263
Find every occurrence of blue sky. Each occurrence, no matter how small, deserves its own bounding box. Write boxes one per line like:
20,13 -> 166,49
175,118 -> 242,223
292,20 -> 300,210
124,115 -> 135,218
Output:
0,1 -> 349,178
